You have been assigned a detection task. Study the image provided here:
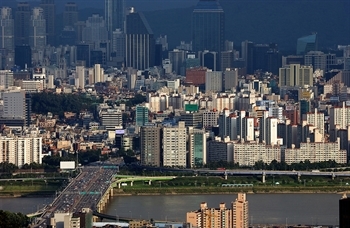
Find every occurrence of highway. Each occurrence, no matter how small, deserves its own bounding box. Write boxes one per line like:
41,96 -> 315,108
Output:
31,166 -> 117,228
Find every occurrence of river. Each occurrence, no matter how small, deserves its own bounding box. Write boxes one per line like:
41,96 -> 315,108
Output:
0,193 -> 342,225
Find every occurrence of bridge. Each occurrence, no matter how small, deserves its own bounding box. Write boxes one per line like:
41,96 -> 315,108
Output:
194,169 -> 350,183
112,175 -> 177,188
30,166 -> 118,227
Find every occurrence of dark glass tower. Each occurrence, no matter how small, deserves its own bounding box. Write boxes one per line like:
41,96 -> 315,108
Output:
15,45 -> 32,69
15,2 -> 31,46
192,0 -> 225,54
40,0 -> 55,46
105,0 -> 125,33
125,8 -> 155,70
339,195 -> 350,228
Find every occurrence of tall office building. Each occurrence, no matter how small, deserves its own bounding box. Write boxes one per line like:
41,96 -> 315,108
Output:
279,64 -> 313,87
304,51 -> 327,72
0,70 -> 14,88
40,0 -> 55,46
82,14 -> 108,49
339,194 -> 350,228
297,34 -> 318,55
205,70 -> 222,93
63,2 -> 78,28
0,7 -> 14,51
125,8 -> 155,70
29,7 -> 46,48
105,0 -> 125,33
2,89 -> 26,119
15,2 -> 31,46
192,0 -> 225,54
15,45 -> 32,69
224,68 -> 238,91
232,193 -> 249,228
169,49 -> 186,75
135,105 -> 149,127
163,122 -> 187,167
188,128 -> 207,168
140,125 -> 162,167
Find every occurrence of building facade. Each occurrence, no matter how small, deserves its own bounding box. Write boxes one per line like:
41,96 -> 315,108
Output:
163,122 -> 187,167
0,7 -> 14,51
140,125 -> 162,167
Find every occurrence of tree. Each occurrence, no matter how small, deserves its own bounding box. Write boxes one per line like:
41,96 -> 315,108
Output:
0,210 -> 29,228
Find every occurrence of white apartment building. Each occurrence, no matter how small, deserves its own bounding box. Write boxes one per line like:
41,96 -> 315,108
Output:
163,121 -> 187,167
0,136 -> 43,167
329,102 -> 350,130
306,108 -> 324,140
100,109 -> 122,131
284,138 -> 347,164
233,142 -> 281,166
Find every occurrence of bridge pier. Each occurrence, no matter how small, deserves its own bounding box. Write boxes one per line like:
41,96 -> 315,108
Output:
131,181 -> 134,186
118,183 -> 121,189
332,173 -> 336,180
110,187 -> 114,196
297,173 -> 301,182
224,173 -> 228,180
262,172 -> 266,183
148,180 -> 152,185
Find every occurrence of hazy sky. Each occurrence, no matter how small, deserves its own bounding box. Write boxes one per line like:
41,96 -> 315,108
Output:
1,0 -> 199,12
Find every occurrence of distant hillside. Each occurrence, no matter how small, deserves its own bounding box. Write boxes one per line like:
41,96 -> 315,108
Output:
144,0 -> 350,51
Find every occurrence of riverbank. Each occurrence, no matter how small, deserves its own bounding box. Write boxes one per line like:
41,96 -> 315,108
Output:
112,186 -> 350,195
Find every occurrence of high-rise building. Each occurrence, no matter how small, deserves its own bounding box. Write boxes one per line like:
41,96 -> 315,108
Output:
305,108 -> 325,141
135,105 -> 149,127
304,51 -> 327,72
0,136 -> 43,168
15,2 -> 31,46
76,65 -> 85,89
0,70 -> 14,88
140,125 -> 162,167
297,34 -> 318,55
105,0 -> 125,33
279,64 -> 313,87
76,44 -> 90,67
29,7 -> 46,49
224,68 -> 238,91
169,49 -> 185,75
339,194 -> 350,228
205,70 -> 222,93
192,0 -> 224,54
40,0 -> 55,46
241,40 -> 254,74
0,7 -> 14,51
232,193 -> 249,228
188,128 -> 206,168
100,109 -> 122,131
221,50 -> 234,70
15,45 -> 32,69
125,8 -> 155,70
111,28 -> 125,59
163,121 -> 187,167
1,89 -> 26,119
82,14 -> 108,49
63,2 -> 78,28
187,202 -> 232,228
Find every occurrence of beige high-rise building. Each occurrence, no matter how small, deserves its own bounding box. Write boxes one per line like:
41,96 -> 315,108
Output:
163,121 -> 187,167
232,193 -> 248,228
186,202 -> 232,228
279,64 -> 313,87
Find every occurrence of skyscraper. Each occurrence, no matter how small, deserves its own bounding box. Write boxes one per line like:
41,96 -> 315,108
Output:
192,0 -> 225,54
140,125 -> 162,167
29,8 -> 46,48
40,0 -> 55,46
0,7 -> 14,51
232,193 -> 249,228
15,2 -> 31,46
82,14 -> 108,49
15,45 -> 32,69
125,7 -> 155,70
105,0 -> 125,33
163,122 -> 187,167
297,33 -> 318,55
63,2 -> 78,28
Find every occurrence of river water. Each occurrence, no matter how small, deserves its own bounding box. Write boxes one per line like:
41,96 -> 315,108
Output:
0,194 -> 342,225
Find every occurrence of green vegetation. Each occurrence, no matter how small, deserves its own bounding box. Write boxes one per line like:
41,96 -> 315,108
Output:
0,179 -> 64,196
31,92 -> 101,117
116,94 -> 147,107
0,210 -> 30,228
